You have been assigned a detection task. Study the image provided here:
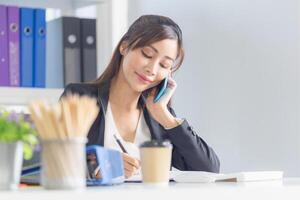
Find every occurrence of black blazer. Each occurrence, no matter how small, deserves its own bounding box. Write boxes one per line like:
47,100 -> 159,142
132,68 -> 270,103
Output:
61,81 -> 220,173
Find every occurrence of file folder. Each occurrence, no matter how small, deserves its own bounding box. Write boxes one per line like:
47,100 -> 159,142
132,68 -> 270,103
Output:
20,7 -> 34,87
47,17 -> 81,88
63,17 -> 81,85
80,18 -> 97,82
46,16 -> 63,88
0,5 -> 9,86
7,6 -> 20,87
33,8 -> 46,88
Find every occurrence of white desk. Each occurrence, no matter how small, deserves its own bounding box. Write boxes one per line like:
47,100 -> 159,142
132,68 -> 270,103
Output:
1,178 -> 300,200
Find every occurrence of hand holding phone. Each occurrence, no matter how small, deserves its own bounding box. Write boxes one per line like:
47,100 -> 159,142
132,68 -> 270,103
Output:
153,77 -> 168,103
146,76 -> 178,128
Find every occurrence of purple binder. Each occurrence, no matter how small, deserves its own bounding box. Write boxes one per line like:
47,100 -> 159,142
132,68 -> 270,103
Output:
0,5 -> 9,86
7,6 -> 20,86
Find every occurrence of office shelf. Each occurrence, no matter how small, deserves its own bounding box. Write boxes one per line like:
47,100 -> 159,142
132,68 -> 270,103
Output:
0,0 -> 106,10
0,87 -> 63,106
0,0 -> 128,110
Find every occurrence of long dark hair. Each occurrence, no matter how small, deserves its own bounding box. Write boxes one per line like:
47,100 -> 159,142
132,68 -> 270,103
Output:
94,14 -> 184,84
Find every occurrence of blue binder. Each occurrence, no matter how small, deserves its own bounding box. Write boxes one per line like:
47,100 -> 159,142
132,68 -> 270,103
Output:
20,8 -> 34,87
33,8 -> 46,87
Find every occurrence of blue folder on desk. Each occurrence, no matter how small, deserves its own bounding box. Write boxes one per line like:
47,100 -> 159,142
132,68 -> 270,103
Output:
21,145 -> 125,186
86,145 -> 125,186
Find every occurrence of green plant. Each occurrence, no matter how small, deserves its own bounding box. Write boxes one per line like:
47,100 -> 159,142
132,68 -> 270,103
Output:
0,110 -> 38,160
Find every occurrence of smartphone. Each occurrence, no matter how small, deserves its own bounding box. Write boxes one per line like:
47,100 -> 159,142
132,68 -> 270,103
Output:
153,77 -> 168,103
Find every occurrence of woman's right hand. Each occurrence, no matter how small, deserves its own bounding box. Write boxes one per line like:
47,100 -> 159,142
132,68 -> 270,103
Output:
122,153 -> 140,178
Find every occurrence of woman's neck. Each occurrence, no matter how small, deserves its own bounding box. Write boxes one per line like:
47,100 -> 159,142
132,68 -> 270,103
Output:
109,72 -> 141,111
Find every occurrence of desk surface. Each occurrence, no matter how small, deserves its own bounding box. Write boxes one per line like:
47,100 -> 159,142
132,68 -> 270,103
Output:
1,178 -> 300,200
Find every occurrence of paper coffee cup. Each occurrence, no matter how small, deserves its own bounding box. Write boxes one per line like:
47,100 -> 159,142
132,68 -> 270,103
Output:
139,140 -> 172,185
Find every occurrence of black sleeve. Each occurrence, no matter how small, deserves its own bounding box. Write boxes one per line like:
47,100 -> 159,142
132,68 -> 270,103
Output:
166,107 -> 220,173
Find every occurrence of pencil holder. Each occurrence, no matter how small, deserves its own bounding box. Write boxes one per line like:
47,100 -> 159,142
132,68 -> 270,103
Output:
41,137 -> 87,190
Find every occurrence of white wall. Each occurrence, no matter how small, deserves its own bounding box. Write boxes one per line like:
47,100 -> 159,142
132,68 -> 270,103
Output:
128,0 -> 300,176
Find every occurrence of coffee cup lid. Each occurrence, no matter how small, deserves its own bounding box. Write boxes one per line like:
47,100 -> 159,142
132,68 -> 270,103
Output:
139,140 -> 172,148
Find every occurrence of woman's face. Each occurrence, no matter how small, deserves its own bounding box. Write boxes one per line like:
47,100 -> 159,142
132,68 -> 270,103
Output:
120,39 -> 178,92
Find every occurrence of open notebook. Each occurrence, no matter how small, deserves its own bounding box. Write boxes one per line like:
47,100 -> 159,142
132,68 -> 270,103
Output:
126,171 -> 284,183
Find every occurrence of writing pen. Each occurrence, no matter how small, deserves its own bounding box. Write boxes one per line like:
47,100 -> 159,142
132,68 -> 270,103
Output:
113,134 -> 128,154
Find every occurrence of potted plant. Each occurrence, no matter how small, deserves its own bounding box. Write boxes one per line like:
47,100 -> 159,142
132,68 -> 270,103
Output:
0,110 -> 38,190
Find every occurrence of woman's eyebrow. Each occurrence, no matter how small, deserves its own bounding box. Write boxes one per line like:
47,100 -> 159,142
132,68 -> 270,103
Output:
148,45 -> 175,62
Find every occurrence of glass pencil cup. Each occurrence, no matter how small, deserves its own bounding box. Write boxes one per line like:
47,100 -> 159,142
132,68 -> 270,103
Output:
41,137 -> 87,190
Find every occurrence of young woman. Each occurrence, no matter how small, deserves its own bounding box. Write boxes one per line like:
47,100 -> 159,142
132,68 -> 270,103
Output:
62,15 -> 220,178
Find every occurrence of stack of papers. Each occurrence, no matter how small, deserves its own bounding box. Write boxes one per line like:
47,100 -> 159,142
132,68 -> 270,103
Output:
126,171 -> 284,183
172,171 -> 283,183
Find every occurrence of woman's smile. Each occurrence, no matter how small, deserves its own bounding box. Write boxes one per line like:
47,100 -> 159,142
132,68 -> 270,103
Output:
135,72 -> 153,84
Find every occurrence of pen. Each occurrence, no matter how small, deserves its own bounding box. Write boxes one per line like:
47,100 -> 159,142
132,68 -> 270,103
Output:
113,134 -> 128,154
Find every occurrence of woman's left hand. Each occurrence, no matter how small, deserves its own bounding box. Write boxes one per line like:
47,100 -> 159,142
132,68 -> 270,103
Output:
145,76 -> 179,129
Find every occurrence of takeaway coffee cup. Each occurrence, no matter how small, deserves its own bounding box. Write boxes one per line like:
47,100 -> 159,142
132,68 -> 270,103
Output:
139,140 -> 172,185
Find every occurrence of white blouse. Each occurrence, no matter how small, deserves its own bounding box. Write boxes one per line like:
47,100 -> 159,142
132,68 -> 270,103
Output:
104,102 -> 151,159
